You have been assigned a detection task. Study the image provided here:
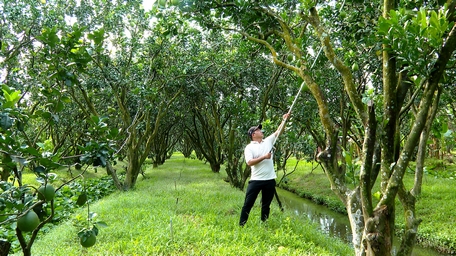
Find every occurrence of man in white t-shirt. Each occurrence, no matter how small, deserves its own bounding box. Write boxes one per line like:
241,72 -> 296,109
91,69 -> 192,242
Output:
239,113 -> 290,226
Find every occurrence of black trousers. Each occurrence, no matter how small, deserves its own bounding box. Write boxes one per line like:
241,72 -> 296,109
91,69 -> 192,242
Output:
239,179 -> 276,226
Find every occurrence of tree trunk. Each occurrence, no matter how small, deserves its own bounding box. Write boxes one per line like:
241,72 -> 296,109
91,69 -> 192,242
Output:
123,164 -> 138,190
222,123 -> 248,189
106,161 -> 123,190
0,240 -> 11,256
123,149 -> 142,190
397,187 -> 422,256
346,188 -> 365,256
363,205 -> 395,256
210,162 -> 220,173
412,86 -> 441,197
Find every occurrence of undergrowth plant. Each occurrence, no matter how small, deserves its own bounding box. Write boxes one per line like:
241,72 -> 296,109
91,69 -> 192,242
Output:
1,172 -> 115,254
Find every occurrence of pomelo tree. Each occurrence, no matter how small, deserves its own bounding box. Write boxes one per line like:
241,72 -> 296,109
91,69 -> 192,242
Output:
189,0 -> 456,255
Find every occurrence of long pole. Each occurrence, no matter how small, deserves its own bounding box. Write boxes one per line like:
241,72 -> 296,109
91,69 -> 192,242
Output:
273,47 -> 323,208
272,81 -> 304,146
274,47 -> 323,144
287,81 -> 305,115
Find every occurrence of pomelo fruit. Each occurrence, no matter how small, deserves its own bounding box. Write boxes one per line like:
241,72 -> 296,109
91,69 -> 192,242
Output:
17,211 -> 40,232
38,184 -> 55,201
352,63 -> 359,71
80,232 -> 97,248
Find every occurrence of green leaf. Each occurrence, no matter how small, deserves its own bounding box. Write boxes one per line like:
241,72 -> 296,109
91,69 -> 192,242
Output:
1,84 -> 10,92
61,96 -> 72,103
38,158 -> 61,170
430,11 -> 439,29
39,26 -> 60,48
34,166 -> 46,174
443,129 -> 452,138
80,154 -> 92,164
0,113 -> 13,130
342,150 -> 352,166
92,226 -> 99,236
76,192 -> 87,206
55,101 -> 64,112
88,29 -> 105,46
389,9 -> 398,24
90,115 -> 100,124
419,8 -> 428,30
41,111 -> 52,119
22,146 -> 40,156
1,89 -> 21,108
377,17 -> 390,36
94,221 -> 108,228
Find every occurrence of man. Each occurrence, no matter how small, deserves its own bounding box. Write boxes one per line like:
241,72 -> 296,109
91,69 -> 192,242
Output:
239,113 -> 290,226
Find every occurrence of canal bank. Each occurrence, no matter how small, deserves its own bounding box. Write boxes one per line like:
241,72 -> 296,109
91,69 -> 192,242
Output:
276,188 -> 450,256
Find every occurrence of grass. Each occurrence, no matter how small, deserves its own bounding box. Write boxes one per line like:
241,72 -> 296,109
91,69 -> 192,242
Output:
25,154 -> 353,256
410,176 -> 456,252
16,164 -> 116,188
278,158 -> 456,254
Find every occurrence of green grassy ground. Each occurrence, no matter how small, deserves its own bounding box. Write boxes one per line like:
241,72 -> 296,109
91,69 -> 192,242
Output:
277,158 -> 456,254
15,164 -> 111,189
26,154 -> 353,256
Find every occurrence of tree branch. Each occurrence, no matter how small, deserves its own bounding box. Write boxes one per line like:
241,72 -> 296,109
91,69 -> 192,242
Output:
306,7 -> 368,127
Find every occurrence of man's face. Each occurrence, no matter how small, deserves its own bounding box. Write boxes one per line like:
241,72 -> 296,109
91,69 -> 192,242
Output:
252,128 -> 263,139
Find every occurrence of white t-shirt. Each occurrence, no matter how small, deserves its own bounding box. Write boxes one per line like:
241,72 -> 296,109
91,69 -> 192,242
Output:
244,134 -> 277,180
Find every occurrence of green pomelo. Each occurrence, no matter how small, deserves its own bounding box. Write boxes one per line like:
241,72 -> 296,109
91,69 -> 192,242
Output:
352,63 -> 359,71
158,0 -> 166,7
340,11 -> 347,19
287,54 -> 293,62
80,233 -> 97,248
17,211 -> 40,232
38,184 -> 55,201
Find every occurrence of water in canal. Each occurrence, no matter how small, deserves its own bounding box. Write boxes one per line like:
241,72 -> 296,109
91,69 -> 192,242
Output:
276,188 -> 448,256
